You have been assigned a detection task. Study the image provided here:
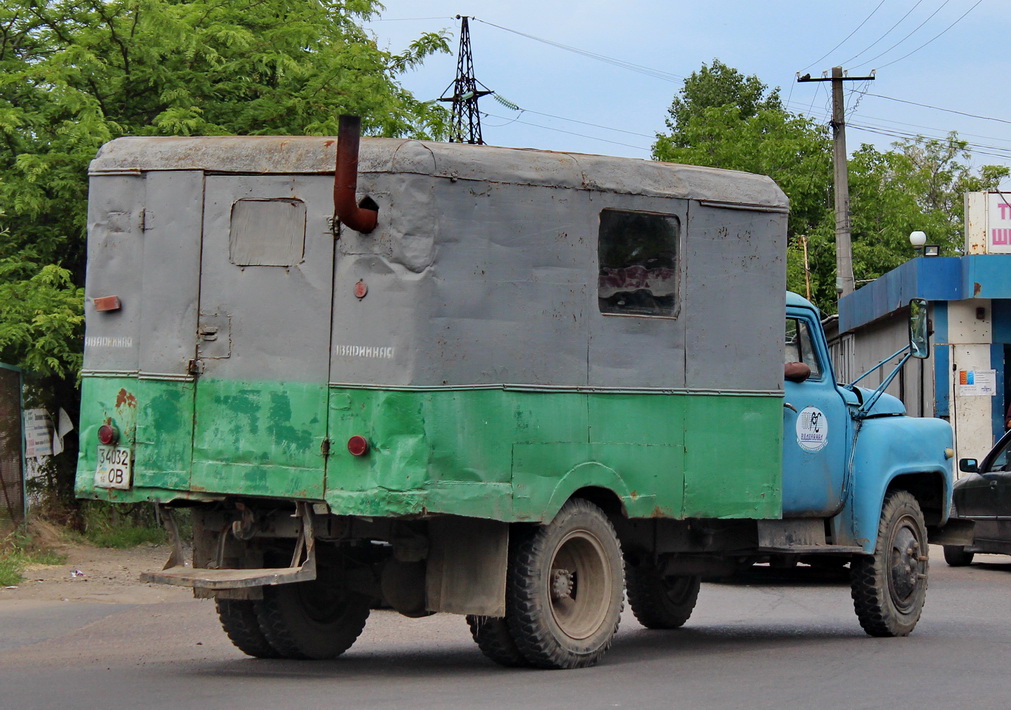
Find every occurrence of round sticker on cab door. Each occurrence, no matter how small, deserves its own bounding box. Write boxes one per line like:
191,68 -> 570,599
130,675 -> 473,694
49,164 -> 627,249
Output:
796,406 -> 828,452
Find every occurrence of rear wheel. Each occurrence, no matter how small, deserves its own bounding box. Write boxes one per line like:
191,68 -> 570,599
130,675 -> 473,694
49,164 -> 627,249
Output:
255,579 -> 371,659
466,615 -> 530,667
850,490 -> 928,637
626,565 -> 700,630
216,599 -> 280,658
943,545 -> 974,567
505,499 -> 624,669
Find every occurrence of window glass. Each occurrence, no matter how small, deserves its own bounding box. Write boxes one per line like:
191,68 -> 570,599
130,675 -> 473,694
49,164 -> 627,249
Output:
598,210 -> 679,317
230,198 -> 306,266
987,440 -> 1011,472
785,318 -> 823,379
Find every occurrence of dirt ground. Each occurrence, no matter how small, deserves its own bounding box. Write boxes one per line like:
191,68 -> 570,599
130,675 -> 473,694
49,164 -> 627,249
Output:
1,539 -> 192,605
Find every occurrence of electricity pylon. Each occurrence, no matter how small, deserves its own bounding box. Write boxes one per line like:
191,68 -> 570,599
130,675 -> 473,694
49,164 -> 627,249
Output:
439,15 -> 493,144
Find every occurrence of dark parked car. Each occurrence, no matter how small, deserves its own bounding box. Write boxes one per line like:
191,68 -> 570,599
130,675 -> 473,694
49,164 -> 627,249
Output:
944,428 -> 1011,566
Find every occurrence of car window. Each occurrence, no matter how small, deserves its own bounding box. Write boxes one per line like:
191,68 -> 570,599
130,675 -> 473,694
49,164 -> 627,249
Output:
985,439 -> 1011,472
785,318 -> 823,379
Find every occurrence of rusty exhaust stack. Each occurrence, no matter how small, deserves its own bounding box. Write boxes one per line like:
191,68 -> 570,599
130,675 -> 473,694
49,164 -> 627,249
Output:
334,115 -> 378,234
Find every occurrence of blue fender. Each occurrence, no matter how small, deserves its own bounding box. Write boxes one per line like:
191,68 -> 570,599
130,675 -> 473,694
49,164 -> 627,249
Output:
844,415 -> 954,553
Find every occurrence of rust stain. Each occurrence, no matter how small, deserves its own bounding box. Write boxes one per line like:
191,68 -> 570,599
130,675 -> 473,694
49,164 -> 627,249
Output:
974,282 -> 982,296
115,388 -> 137,409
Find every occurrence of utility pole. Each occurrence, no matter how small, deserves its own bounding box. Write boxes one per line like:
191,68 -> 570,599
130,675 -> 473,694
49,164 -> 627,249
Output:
798,67 -> 874,300
439,15 -> 493,144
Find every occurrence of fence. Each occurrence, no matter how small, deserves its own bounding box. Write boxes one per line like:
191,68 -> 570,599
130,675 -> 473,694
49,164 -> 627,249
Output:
0,365 -> 25,524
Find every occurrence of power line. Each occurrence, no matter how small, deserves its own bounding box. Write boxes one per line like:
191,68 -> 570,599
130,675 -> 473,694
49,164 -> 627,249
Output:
873,0 -> 983,69
852,0 -> 952,70
481,111 -> 652,153
859,90 -> 1011,126
801,0 -> 887,72
472,18 -> 684,83
838,0 -> 927,66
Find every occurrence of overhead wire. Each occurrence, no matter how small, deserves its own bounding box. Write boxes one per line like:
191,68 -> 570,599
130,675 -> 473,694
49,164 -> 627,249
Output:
838,0 -> 927,67
800,0 -> 887,72
851,0 -> 953,70
472,18 -> 684,82
872,0 -> 984,69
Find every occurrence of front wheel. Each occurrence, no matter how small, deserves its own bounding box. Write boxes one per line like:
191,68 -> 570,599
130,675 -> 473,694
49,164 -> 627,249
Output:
850,490 -> 928,637
505,499 -> 624,669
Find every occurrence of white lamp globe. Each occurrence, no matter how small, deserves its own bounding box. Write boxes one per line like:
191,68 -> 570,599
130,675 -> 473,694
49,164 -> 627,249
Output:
909,230 -> 927,248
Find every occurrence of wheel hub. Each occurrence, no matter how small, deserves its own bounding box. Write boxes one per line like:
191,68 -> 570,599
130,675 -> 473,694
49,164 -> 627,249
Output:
889,525 -> 923,607
551,568 -> 575,601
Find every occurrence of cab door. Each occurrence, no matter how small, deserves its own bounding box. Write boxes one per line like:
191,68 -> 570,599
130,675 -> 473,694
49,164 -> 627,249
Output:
781,310 -> 850,516
190,174 -> 335,499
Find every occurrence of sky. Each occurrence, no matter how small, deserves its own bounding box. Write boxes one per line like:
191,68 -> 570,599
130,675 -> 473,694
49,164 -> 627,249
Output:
365,0 -> 1011,187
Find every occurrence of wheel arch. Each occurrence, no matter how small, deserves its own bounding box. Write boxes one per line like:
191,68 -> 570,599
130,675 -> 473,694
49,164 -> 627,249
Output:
540,462 -> 632,524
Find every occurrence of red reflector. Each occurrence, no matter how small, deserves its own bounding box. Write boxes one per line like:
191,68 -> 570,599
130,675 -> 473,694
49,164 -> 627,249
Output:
98,424 -> 119,446
94,296 -> 122,312
347,435 -> 369,457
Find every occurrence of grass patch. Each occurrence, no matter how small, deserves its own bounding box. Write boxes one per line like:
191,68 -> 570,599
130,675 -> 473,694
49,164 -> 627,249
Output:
0,525 -> 69,586
79,501 -> 167,549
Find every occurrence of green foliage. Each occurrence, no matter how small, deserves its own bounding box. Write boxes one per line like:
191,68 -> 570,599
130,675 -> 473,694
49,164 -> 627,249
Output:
0,0 -> 450,501
79,501 -> 166,548
664,59 -> 783,141
0,244 -> 84,379
849,134 -> 1010,280
0,528 -> 68,586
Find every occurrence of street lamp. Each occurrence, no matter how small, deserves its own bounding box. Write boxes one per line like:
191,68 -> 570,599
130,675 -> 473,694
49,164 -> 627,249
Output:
909,230 -> 927,257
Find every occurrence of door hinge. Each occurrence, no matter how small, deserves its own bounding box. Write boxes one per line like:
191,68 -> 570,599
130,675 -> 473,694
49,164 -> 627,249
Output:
321,438 -> 331,458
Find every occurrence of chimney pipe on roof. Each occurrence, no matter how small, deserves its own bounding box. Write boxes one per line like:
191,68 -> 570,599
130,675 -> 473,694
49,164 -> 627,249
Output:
333,115 -> 378,234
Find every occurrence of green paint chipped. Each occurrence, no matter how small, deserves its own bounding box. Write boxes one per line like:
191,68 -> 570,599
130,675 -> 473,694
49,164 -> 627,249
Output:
78,375 -> 782,522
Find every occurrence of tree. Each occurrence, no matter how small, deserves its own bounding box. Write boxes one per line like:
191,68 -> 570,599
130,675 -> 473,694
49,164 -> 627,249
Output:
848,134 -> 1009,281
663,59 -> 783,143
654,60 -> 834,303
0,0 -> 450,501
654,60 -> 1010,314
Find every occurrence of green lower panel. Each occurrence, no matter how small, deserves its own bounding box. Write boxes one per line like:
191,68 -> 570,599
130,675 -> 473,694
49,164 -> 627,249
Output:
76,377 -> 194,501
78,376 -> 783,522
191,379 -> 327,499
327,387 -> 782,521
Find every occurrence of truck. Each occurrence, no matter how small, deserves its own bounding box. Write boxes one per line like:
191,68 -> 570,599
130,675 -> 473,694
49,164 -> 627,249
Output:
76,116 -> 965,669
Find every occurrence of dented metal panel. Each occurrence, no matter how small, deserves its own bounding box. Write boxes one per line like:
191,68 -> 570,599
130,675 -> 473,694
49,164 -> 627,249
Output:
78,135 -> 788,525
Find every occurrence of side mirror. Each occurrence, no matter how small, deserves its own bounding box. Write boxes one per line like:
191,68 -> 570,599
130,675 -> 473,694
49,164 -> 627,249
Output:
959,458 -> 979,473
909,298 -> 929,359
784,361 -> 811,383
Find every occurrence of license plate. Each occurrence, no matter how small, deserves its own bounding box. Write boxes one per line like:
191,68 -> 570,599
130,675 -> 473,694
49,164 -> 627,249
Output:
95,445 -> 133,490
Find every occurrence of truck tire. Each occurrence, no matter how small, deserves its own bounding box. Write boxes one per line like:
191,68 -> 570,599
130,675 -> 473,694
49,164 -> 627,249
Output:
942,545 -> 974,567
215,599 -> 281,658
850,490 -> 928,637
626,565 -> 700,630
466,615 -> 530,667
255,580 -> 371,659
505,499 -> 624,669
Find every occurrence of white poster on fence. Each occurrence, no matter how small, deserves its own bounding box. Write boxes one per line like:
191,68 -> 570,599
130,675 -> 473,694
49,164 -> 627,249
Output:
23,409 -> 53,459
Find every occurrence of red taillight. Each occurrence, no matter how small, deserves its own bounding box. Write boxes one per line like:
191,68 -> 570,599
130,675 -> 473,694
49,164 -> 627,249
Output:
98,424 -> 119,446
347,435 -> 369,457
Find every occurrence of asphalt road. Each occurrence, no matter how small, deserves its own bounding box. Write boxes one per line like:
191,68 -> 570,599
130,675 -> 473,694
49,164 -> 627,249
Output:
2,548 -> 1010,710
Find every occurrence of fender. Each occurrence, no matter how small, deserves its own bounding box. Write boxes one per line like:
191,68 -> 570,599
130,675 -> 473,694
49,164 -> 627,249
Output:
540,461 -> 638,524
845,415 -> 953,553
